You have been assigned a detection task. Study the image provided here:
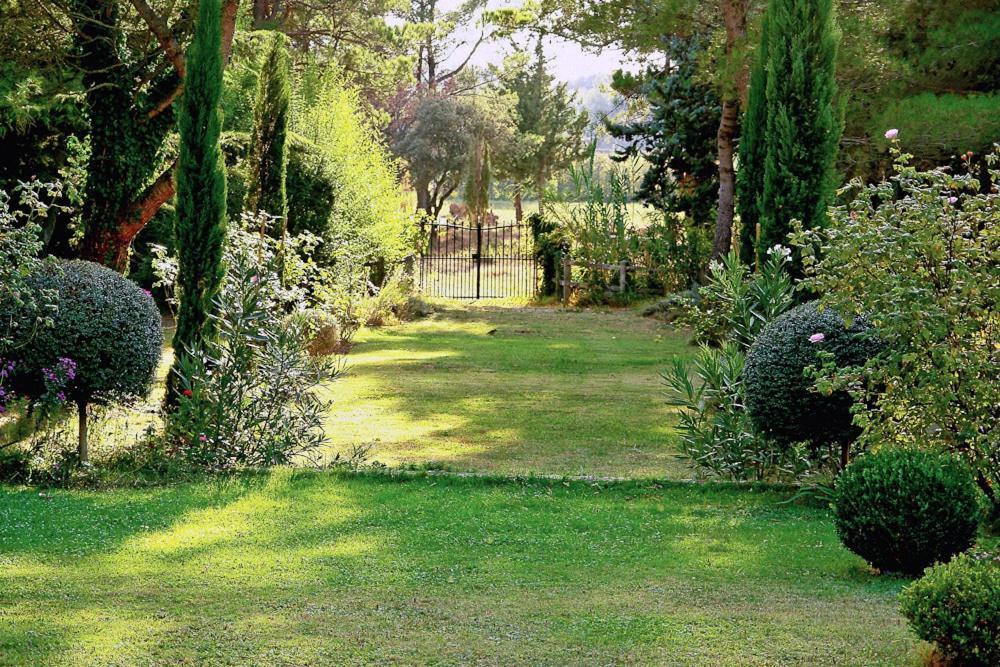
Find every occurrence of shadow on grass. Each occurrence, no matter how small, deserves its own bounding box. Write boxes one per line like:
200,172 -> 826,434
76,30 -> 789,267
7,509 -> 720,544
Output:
1,472 -> 914,665
323,307 -> 690,476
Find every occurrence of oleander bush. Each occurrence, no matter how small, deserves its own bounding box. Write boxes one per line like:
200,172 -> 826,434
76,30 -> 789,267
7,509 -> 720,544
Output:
900,550 -> 1000,666
834,448 -> 985,576
166,222 -> 339,470
744,301 -> 881,458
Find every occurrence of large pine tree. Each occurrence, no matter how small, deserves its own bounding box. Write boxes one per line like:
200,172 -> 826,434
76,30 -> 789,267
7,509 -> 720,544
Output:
169,0 -> 228,403
740,0 -> 841,272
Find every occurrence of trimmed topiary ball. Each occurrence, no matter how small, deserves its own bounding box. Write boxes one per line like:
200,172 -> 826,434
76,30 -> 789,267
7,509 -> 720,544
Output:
900,550 -> 1000,666
834,448 -> 985,576
0,260 -> 162,459
744,301 -> 880,448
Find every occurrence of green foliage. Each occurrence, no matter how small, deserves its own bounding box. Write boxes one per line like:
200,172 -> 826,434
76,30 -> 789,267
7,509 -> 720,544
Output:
664,342 -> 811,482
900,550 -> 1000,666
496,39 -> 588,203
70,0 -> 177,267
871,93 -> 1000,166
834,448 -> 985,576
295,75 -> 414,269
168,223 -> 339,469
736,10 -> 769,264
744,301 -> 881,452
607,35 -> 720,228
744,0 -> 841,272
665,249 -> 802,481
0,182 -> 61,353
246,31 -> 291,227
795,148 -> 1000,499
0,259 -> 161,411
528,212 -> 559,296
170,0 -> 228,403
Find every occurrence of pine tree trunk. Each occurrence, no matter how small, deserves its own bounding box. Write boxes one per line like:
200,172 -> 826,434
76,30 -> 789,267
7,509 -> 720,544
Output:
712,98 -> 740,260
712,0 -> 751,262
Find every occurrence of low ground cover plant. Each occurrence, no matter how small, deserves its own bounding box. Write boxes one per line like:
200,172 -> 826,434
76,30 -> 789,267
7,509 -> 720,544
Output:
900,550 -> 1000,666
834,448 -> 985,576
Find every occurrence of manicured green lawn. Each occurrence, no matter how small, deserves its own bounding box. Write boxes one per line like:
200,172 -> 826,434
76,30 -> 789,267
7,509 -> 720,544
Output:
0,471 -> 919,666
320,303 -> 694,478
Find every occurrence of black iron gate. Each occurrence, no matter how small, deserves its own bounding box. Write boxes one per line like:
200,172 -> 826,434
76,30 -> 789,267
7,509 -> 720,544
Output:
419,218 -> 538,299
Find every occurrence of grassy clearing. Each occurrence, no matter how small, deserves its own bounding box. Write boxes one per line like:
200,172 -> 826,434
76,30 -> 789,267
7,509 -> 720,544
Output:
0,470 -> 920,666
321,302 -> 694,478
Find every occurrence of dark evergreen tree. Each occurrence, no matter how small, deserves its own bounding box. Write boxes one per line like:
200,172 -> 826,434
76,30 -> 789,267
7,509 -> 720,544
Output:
606,35 -> 721,230
247,31 -> 291,230
169,0 -> 228,404
753,0 -> 841,274
736,10 -> 770,266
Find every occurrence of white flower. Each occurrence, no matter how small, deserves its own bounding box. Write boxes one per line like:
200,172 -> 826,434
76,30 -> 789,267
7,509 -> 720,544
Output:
767,244 -> 792,262
884,128 -> 899,140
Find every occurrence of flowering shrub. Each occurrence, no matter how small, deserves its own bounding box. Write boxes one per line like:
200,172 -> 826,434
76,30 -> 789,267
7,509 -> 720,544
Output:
0,182 -> 61,352
794,144 -> 1000,500
663,249 -> 802,481
0,260 -> 162,462
166,220 -> 340,469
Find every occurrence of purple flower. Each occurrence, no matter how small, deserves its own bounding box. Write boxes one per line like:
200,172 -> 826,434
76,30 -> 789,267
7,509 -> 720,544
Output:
884,128 -> 899,140
809,333 -> 826,344
948,196 -> 958,205
56,391 -> 66,402
142,289 -> 152,297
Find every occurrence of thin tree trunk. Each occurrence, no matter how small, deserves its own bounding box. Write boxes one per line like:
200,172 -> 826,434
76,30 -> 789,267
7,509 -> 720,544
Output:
712,0 -> 750,261
713,97 -> 739,259
77,399 -> 88,464
514,189 -> 523,223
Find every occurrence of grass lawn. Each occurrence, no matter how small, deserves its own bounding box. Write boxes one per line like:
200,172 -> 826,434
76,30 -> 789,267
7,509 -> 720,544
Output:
0,470 -> 920,666
320,303 -> 694,478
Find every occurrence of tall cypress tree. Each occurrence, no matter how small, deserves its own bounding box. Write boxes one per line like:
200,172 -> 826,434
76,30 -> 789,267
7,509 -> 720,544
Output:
736,10 -> 771,266
169,0 -> 227,403
743,0 -> 841,273
247,31 -> 291,230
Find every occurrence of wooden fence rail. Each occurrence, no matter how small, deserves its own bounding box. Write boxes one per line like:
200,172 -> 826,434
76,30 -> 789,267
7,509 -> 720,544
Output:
558,255 -> 659,306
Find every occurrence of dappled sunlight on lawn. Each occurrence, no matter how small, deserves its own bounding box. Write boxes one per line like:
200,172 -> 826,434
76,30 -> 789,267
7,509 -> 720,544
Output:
320,305 -> 693,477
0,474 -> 918,665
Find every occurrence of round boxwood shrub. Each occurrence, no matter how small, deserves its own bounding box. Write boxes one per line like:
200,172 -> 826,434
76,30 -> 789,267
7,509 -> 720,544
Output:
834,448 -> 985,576
744,301 -> 881,449
0,260 -> 163,461
900,551 -> 1000,666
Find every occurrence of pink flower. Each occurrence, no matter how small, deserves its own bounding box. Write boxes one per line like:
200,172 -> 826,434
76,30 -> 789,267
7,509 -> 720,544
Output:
198,434 -> 207,442
948,196 -> 958,204
809,333 -> 825,344
250,275 -> 259,284
884,129 -> 899,140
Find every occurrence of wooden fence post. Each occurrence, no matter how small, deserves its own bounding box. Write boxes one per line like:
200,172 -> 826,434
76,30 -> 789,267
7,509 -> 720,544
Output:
562,253 -> 571,307
618,260 -> 627,294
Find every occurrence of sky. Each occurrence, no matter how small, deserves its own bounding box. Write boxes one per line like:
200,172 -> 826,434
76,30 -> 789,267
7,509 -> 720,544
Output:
437,0 -> 629,86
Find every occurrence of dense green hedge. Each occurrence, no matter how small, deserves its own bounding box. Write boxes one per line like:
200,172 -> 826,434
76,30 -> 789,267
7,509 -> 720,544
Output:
744,302 -> 881,447
0,260 -> 162,405
900,551 -> 1000,666
834,448 -> 984,576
